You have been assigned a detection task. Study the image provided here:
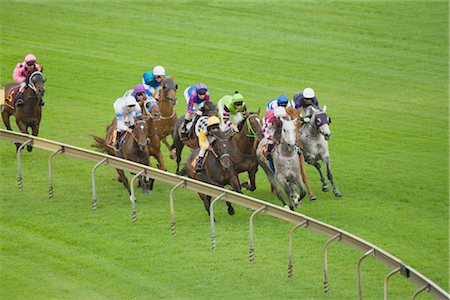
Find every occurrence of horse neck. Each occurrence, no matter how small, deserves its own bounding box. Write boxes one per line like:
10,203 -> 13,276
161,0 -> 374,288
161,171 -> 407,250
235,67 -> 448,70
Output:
22,89 -> 40,112
232,123 -> 255,155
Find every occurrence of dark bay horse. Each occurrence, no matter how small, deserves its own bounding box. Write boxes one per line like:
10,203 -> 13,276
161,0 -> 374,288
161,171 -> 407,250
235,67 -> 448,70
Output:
170,101 -> 217,174
286,106 -> 317,200
154,78 -> 178,151
185,130 -> 240,216
1,71 -> 46,152
229,112 -> 264,191
92,118 -> 153,195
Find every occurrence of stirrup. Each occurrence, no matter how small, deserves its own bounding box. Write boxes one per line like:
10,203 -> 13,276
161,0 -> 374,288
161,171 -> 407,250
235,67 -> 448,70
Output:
15,99 -> 24,106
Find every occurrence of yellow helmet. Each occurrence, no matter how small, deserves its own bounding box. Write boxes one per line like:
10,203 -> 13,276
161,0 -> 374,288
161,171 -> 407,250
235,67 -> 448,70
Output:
207,116 -> 220,127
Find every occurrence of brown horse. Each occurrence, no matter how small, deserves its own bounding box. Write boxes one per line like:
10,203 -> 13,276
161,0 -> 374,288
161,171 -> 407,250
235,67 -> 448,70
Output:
170,101 -> 217,174
229,112 -> 264,191
92,118 -> 153,195
286,107 -> 317,200
154,78 -> 178,151
1,71 -> 46,152
185,130 -> 240,216
140,99 -> 167,171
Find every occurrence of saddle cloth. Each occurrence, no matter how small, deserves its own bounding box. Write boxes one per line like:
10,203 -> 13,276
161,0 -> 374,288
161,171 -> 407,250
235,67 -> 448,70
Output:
1,86 -> 20,109
106,128 -> 127,149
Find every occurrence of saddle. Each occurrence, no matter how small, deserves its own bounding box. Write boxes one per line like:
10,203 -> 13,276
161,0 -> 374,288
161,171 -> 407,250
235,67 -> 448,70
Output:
106,128 -> 127,149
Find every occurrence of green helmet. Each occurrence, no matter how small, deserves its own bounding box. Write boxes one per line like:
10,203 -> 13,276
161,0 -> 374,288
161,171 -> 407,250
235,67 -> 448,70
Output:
231,92 -> 245,107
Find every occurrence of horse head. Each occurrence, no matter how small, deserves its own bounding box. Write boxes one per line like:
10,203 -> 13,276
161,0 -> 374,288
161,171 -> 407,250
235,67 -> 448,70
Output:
237,112 -> 264,140
211,130 -> 232,172
144,99 -> 161,121
204,101 -> 218,117
160,78 -> 178,106
310,106 -> 331,140
280,119 -> 297,152
133,119 -> 150,151
28,71 -> 46,98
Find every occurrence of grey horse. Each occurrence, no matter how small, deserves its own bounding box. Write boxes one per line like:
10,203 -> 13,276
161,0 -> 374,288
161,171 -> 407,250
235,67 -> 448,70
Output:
257,118 -> 307,210
300,105 -> 342,197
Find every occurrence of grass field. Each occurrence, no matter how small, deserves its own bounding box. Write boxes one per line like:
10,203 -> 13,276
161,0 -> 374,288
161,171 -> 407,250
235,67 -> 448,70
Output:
0,0 -> 448,299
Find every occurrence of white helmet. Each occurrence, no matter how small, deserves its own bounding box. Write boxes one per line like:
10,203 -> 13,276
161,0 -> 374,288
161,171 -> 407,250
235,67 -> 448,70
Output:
124,95 -> 137,107
303,87 -> 315,99
274,106 -> 286,118
153,66 -> 166,76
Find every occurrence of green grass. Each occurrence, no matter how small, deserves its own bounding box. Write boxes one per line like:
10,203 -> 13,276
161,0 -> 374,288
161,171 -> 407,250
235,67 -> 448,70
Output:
0,0 -> 448,299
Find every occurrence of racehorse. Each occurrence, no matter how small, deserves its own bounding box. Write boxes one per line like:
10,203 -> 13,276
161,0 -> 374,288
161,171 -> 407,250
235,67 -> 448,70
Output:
299,105 -> 342,197
1,71 -> 46,152
257,118 -> 306,210
154,78 -> 178,151
140,99 -> 166,171
185,130 -> 240,216
170,101 -> 217,174
229,112 -> 263,191
286,107 -> 317,200
92,118 -> 153,195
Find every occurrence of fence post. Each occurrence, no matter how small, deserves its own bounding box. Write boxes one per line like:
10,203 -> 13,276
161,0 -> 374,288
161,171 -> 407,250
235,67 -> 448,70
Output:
130,170 -> 145,223
412,284 -> 430,299
287,220 -> 308,278
48,148 -> 63,199
323,233 -> 341,293
357,248 -> 375,300
249,206 -> 267,264
169,180 -> 185,235
91,158 -> 107,211
383,267 -> 400,300
17,139 -> 32,191
209,192 -> 226,252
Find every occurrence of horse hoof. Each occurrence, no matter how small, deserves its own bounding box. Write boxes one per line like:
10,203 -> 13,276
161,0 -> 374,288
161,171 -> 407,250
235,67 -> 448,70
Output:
322,186 -> 329,192
295,201 -> 302,208
309,195 -> 317,201
169,149 -> 176,160
27,145 -> 33,152
334,191 -> 342,197
284,205 -> 290,210
142,189 -> 149,195
228,206 -> 235,216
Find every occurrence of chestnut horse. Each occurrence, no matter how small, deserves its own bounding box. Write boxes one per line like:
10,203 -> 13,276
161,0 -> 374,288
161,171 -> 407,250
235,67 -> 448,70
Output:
185,130 -> 240,216
229,112 -> 264,191
1,71 -> 46,152
154,78 -> 178,151
92,118 -> 153,195
170,101 -> 217,174
140,99 -> 166,171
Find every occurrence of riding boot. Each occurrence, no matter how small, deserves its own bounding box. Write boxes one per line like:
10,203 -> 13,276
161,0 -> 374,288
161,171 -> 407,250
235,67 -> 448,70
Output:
266,143 -> 275,172
115,131 -> 124,150
181,120 -> 190,138
195,156 -> 204,173
15,92 -> 24,107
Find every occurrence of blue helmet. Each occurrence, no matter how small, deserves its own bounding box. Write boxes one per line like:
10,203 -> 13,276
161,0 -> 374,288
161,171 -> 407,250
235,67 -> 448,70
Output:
277,94 -> 289,105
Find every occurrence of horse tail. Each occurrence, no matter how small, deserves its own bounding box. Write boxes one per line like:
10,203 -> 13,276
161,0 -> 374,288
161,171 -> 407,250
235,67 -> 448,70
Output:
91,135 -> 116,156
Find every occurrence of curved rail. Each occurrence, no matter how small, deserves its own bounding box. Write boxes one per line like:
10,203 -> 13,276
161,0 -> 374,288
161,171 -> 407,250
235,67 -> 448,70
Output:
0,129 -> 448,300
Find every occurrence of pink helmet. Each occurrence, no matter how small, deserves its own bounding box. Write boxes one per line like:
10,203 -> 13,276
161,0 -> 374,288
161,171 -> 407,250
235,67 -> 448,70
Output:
25,54 -> 37,63
133,84 -> 146,94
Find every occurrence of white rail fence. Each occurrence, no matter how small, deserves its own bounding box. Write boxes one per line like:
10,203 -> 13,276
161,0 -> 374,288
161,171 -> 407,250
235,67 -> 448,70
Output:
1,129 -> 448,300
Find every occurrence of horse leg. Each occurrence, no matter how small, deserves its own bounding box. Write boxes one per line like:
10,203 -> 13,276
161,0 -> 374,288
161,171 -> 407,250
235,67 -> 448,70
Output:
242,167 -> 257,191
299,154 -> 316,200
161,136 -> 172,152
323,157 -> 342,197
27,124 -> 40,152
313,161 -> 329,192
116,169 -> 131,195
1,110 -> 20,150
154,151 -> 167,171
199,193 -> 212,215
260,161 -> 288,209
140,175 -> 149,195
175,144 -> 184,175
277,174 -> 294,211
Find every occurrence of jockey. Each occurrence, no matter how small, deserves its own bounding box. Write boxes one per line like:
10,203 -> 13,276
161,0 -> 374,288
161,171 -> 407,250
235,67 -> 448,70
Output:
262,106 -> 290,172
142,65 -> 167,99
266,94 -> 294,111
217,91 -> 248,133
181,83 -> 211,136
195,116 -> 221,173
131,83 -> 156,114
12,54 -> 43,107
292,87 -> 319,119
113,95 -> 143,150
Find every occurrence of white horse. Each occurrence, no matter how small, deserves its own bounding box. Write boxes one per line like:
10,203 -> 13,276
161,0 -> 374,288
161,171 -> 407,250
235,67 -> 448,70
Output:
300,105 -> 342,197
257,118 -> 306,210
